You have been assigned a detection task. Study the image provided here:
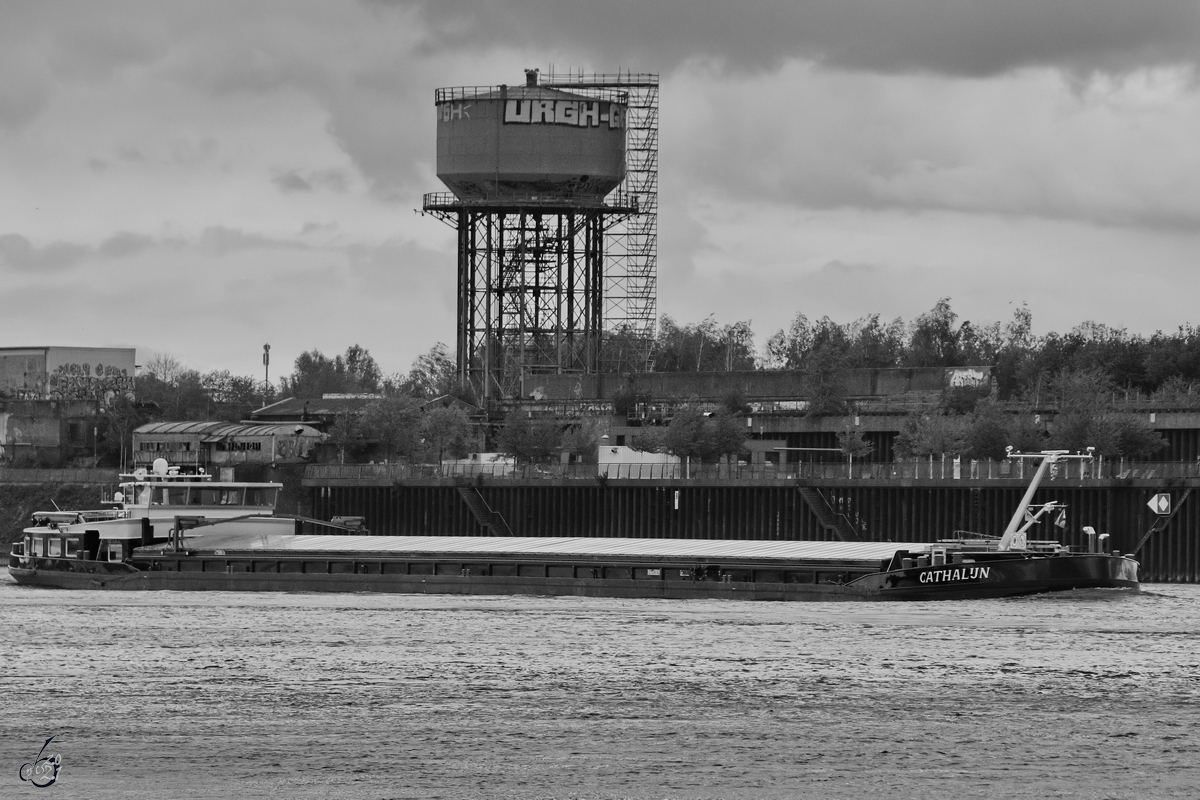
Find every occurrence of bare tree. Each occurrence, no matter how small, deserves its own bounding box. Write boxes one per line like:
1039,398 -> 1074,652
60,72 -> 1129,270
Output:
145,352 -> 184,384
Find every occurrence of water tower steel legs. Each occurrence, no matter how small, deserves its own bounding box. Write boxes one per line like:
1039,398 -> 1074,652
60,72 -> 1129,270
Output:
454,207 -> 607,399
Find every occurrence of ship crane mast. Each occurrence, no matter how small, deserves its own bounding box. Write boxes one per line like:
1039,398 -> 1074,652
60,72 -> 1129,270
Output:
998,447 -> 1095,551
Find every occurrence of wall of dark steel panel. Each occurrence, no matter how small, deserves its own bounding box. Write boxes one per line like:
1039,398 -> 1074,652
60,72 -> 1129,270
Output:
310,481 -> 1196,583
1157,428 -> 1200,463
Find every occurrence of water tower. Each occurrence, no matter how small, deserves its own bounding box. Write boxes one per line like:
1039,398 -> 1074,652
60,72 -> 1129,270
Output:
423,69 -> 656,401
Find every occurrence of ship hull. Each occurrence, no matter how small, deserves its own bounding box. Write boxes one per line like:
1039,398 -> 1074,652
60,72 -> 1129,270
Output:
9,550 -> 1138,602
853,553 -> 1139,600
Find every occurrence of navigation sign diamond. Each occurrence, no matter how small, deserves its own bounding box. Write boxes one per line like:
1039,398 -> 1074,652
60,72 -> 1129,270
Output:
1147,493 -> 1171,515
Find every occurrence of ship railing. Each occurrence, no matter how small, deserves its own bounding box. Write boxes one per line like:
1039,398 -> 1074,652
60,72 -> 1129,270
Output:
305,459 -> 1200,483
937,537 -> 1068,553
434,85 -> 629,104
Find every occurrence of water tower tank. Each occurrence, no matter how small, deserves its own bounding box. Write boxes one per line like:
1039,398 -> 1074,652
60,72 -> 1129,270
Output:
436,71 -> 627,202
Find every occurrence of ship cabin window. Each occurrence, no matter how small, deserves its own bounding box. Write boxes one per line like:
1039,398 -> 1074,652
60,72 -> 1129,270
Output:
65,538 -> 80,557
156,487 -> 189,506
150,484 -> 274,507
243,488 -> 277,508
47,537 -> 62,557
191,488 -> 223,506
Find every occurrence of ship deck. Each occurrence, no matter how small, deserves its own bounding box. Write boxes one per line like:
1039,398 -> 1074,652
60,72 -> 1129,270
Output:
146,533 -> 935,564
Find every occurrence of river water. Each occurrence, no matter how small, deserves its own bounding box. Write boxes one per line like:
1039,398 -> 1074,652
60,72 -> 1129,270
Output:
3,576 -> 1198,799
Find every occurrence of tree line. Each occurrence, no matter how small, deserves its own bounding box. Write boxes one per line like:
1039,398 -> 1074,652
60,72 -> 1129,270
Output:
91,296 -> 1200,466
122,297 -> 1200,423
626,298 -> 1200,403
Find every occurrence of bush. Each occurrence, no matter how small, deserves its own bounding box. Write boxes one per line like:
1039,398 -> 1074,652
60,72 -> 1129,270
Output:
612,384 -> 654,417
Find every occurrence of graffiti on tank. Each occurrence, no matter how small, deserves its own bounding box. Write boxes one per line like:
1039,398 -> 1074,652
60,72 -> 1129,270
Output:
440,102 -> 471,121
47,363 -> 135,403
502,99 -> 624,128
437,99 -> 625,128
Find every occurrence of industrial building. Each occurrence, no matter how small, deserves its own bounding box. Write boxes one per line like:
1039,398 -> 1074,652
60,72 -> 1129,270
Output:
132,422 -> 324,473
0,346 -> 136,465
0,346 -> 135,404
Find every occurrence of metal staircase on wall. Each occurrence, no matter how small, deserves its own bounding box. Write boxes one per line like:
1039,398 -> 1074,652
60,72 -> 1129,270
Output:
456,484 -> 515,536
797,487 -> 862,542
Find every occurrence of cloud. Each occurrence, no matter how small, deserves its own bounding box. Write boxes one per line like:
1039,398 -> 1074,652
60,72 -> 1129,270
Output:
0,234 -> 89,272
395,0 -> 1200,77
0,54 -> 51,128
98,232 -> 160,258
117,146 -> 147,163
170,136 -> 218,166
197,226 -> 311,256
272,171 -> 314,193
666,62 -> 1200,231
2,227 -> 306,271
300,221 -> 340,236
272,168 -> 350,194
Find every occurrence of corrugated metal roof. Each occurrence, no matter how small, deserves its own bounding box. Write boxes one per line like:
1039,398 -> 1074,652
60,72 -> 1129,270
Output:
135,422 -> 321,438
174,533 -> 932,563
136,421 -> 227,435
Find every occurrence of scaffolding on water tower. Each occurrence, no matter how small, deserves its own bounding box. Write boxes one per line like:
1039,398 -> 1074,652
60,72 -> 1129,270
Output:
543,70 -> 659,372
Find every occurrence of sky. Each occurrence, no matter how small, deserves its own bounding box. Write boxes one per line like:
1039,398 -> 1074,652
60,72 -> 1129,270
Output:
2,1 -> 1199,381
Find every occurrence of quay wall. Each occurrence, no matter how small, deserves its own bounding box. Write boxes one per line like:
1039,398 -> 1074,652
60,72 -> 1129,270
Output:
0,479 -> 112,549
307,475 -> 1199,583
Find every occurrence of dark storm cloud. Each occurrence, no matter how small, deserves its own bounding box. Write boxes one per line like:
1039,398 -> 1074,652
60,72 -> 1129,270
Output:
197,226 -> 311,256
300,222 -> 340,235
394,0 -> 1200,76
98,232 -> 159,258
272,169 -> 351,194
0,55 -> 51,128
0,234 -> 88,272
5,231 -> 183,268
273,171 -> 315,193
2,227 -> 323,273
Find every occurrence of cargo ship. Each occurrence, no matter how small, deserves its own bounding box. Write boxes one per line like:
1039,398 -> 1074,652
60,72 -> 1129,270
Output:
8,451 -> 1139,600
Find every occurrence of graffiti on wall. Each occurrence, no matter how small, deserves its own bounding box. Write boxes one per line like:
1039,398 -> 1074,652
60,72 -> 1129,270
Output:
46,363 -> 135,404
948,368 -> 990,389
